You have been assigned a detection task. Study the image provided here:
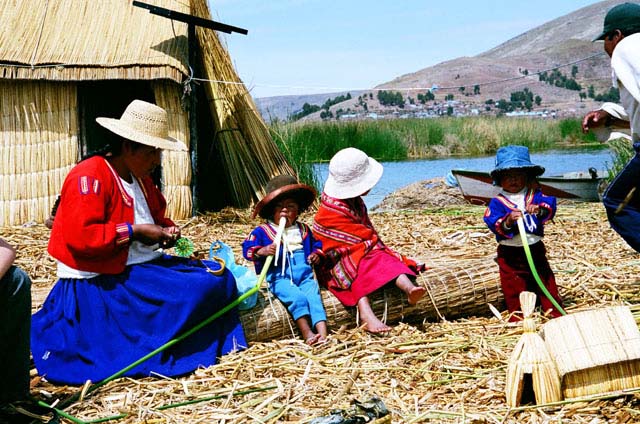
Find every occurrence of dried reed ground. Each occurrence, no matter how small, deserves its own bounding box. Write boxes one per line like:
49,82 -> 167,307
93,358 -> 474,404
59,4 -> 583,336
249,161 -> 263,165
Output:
4,190 -> 640,423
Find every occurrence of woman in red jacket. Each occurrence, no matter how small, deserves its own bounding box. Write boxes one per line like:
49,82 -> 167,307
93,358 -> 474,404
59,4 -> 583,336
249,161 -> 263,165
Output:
32,100 -> 246,384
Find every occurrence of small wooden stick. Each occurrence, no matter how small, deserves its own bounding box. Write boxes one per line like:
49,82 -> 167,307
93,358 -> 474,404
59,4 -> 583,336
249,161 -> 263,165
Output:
614,187 -> 636,215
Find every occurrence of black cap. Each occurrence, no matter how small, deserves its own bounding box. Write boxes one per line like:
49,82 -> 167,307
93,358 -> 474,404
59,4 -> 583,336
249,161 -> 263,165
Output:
594,3 -> 640,41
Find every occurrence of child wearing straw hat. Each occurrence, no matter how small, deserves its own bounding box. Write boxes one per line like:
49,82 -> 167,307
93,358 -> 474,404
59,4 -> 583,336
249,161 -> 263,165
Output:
242,175 -> 328,346
31,100 -> 246,385
313,148 -> 426,334
483,145 -> 564,321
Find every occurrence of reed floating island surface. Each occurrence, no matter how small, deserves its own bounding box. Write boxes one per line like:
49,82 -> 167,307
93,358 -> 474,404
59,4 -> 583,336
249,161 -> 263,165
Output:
6,193 -> 640,423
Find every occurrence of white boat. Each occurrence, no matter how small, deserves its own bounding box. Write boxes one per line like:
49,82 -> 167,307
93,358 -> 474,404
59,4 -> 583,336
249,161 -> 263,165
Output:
450,168 -> 607,205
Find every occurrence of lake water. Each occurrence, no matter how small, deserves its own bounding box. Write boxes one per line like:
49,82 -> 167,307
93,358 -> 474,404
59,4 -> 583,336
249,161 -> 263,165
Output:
313,148 -> 614,208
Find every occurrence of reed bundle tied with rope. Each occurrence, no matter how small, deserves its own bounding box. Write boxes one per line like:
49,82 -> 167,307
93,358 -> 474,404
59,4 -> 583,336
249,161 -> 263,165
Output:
192,0 -> 295,208
505,291 -> 562,407
153,82 -> 193,219
239,255 -> 504,343
541,305 -> 640,399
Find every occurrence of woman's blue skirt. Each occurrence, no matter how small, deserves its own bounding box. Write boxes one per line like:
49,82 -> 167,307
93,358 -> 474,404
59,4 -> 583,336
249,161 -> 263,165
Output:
31,255 -> 247,385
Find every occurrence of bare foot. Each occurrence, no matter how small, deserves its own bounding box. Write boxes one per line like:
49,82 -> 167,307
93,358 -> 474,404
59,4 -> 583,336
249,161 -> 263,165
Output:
357,296 -> 392,334
407,286 -> 426,305
305,334 -> 322,346
362,319 -> 392,334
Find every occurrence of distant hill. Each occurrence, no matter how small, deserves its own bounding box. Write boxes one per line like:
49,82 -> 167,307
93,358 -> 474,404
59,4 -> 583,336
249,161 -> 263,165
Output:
255,0 -> 626,122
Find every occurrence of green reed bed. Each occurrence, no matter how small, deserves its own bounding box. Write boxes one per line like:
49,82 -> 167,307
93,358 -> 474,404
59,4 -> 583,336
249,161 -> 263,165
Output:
272,117 -> 599,165
606,137 -> 634,182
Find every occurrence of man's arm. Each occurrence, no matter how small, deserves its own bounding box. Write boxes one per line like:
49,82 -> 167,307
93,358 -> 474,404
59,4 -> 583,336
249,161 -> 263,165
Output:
0,237 -> 17,280
583,102 -> 631,133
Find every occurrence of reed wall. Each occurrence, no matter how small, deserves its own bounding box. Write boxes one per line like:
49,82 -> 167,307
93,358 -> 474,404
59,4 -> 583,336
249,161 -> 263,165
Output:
0,81 -> 78,226
153,81 -> 192,219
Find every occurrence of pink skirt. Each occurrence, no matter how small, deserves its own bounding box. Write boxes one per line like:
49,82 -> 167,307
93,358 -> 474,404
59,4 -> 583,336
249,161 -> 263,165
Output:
329,248 -> 415,306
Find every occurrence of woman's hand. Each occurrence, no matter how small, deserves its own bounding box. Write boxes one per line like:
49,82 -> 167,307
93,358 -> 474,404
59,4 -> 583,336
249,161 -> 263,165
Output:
160,226 -> 181,249
132,224 -> 180,248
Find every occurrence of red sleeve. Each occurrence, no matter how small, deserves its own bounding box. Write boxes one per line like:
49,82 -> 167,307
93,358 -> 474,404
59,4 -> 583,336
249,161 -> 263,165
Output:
53,160 -> 129,259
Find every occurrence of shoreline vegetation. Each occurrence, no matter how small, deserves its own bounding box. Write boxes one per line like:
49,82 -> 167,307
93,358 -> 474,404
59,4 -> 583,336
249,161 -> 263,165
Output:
269,116 -> 606,189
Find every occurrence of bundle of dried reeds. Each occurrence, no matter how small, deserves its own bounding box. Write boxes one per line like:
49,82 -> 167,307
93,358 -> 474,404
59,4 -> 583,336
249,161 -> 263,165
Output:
542,305 -> 640,399
505,291 -> 561,406
239,256 -> 504,342
191,0 -> 295,208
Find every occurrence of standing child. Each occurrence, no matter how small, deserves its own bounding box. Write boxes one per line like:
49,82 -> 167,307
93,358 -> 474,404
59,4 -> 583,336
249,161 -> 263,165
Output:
483,145 -> 564,321
243,175 -> 328,346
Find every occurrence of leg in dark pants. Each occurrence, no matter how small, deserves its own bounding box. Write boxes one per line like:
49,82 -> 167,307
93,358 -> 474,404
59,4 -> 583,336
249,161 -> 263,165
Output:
0,266 -> 31,404
497,243 -> 563,321
603,143 -> 640,252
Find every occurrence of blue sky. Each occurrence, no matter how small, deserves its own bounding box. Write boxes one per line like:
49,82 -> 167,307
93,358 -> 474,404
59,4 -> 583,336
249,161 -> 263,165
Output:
209,0 -> 601,98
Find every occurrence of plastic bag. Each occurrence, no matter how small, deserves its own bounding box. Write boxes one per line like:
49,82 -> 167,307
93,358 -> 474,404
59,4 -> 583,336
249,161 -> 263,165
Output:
209,241 -> 258,310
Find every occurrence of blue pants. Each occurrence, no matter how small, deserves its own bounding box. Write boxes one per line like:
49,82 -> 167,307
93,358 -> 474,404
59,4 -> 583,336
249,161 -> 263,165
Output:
267,250 -> 327,327
603,143 -> 640,253
0,266 -> 31,404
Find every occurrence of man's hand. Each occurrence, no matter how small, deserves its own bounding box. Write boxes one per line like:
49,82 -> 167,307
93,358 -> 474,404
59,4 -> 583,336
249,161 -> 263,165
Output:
582,109 -> 610,133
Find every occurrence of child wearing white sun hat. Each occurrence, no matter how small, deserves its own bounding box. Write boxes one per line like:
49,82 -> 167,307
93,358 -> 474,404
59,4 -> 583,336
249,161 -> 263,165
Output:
313,148 -> 426,334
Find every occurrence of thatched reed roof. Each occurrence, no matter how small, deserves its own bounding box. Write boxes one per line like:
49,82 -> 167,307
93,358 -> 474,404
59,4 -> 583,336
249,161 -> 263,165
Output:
0,0 -> 294,220
0,0 -> 188,82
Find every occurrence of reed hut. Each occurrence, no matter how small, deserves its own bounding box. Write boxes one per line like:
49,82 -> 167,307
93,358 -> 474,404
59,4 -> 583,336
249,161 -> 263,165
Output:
0,0 -> 293,227
541,306 -> 640,399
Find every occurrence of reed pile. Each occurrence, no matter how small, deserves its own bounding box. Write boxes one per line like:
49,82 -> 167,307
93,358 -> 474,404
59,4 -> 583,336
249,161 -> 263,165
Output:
4,201 -> 640,423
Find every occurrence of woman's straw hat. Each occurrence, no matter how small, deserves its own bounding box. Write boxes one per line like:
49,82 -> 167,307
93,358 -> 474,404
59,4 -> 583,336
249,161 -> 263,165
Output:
323,147 -> 383,199
253,175 -> 317,219
490,145 -> 544,182
96,100 -> 187,151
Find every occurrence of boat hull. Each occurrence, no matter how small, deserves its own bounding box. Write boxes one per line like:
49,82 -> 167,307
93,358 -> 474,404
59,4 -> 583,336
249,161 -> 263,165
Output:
451,169 -> 605,205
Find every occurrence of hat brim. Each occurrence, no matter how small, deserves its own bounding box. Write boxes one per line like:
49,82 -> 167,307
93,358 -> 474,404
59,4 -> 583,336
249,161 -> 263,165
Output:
323,157 -> 383,199
593,31 -> 607,42
490,165 -> 545,180
253,184 -> 317,219
96,117 -> 188,151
